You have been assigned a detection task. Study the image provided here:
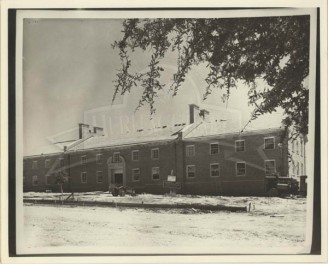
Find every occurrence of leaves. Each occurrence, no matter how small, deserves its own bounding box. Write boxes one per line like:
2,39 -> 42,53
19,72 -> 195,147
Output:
112,16 -> 310,135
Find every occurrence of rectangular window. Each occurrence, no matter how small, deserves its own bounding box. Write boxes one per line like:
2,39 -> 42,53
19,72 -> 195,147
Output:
151,148 -> 159,160
59,158 -> 65,167
45,175 -> 51,185
45,159 -> 50,168
236,162 -> 246,176
264,137 -> 275,150
32,160 -> 38,169
132,168 -> 140,181
96,154 -> 103,164
113,152 -> 120,163
186,145 -> 195,157
265,160 -> 276,176
32,175 -> 38,186
96,171 -> 103,183
210,163 -> 220,177
81,172 -> 87,183
210,143 -> 219,155
152,167 -> 160,180
81,155 -> 87,165
132,150 -> 139,161
186,165 -> 196,178
235,140 -> 245,152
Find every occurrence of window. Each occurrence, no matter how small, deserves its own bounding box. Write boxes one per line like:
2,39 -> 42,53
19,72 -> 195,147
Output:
59,158 -> 65,167
235,140 -> 245,152
186,165 -> 196,178
152,167 -> 160,180
45,175 -> 51,185
32,175 -> 38,186
265,160 -> 276,176
236,162 -> 246,176
132,150 -> 139,161
113,152 -> 120,163
81,155 -> 87,165
264,137 -> 275,150
186,145 -> 195,157
296,141 -> 299,154
151,148 -> 159,160
210,163 -> 220,177
32,160 -> 38,169
81,172 -> 87,183
210,143 -> 219,155
132,168 -> 140,181
96,154 -> 103,164
45,159 -> 50,168
96,171 -> 103,183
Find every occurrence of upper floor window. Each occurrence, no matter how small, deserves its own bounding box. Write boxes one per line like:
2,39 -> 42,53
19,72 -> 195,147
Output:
186,165 -> 196,178
264,137 -> 275,150
210,163 -> 220,177
81,155 -> 87,165
32,175 -> 38,186
151,148 -> 159,160
45,159 -> 50,169
32,160 -> 38,169
265,160 -> 276,176
132,168 -> 140,181
96,171 -> 103,183
235,140 -> 245,152
113,152 -> 120,163
96,154 -> 103,164
236,162 -> 246,176
81,172 -> 87,183
186,145 -> 195,157
132,150 -> 139,161
210,143 -> 219,155
152,167 -> 160,180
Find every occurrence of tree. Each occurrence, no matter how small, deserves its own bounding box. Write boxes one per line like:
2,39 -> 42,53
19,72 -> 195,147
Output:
54,169 -> 68,194
112,16 -> 310,135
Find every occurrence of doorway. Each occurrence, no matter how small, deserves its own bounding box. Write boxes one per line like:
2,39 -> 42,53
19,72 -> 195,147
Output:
114,173 -> 123,186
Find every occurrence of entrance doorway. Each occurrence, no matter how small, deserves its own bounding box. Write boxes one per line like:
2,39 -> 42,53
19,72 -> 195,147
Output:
114,173 -> 123,186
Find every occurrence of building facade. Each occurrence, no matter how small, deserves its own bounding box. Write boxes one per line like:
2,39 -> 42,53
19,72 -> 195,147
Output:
23,105 -> 307,196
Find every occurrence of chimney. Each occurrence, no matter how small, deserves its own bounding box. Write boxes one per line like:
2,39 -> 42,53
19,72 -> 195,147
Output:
200,109 -> 210,122
78,123 -> 91,139
189,104 -> 201,124
93,126 -> 104,137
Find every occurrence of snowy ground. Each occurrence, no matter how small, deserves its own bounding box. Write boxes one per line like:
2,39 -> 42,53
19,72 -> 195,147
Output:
21,192 -> 309,254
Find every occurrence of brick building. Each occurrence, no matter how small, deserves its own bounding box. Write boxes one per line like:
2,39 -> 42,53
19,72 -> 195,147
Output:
23,104 -> 307,196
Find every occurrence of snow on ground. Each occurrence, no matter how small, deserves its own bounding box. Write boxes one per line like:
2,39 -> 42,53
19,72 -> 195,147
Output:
22,192 -> 308,254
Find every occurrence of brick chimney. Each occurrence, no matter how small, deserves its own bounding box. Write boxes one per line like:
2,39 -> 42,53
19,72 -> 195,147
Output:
93,126 -> 104,137
200,109 -> 210,122
78,123 -> 91,139
189,104 -> 201,124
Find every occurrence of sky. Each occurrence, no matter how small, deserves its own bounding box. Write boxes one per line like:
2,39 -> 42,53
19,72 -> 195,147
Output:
23,18 -> 284,156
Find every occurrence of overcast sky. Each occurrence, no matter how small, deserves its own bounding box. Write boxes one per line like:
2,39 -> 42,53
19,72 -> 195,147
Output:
23,18 -> 284,156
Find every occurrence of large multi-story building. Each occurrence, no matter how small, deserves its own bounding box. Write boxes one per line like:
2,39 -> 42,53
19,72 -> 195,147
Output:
23,104 -> 307,196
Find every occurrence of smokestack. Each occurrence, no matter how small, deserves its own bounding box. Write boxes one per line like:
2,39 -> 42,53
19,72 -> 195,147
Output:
189,104 -> 201,124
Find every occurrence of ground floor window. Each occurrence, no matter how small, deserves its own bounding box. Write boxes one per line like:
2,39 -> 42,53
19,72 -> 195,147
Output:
236,162 -> 246,176
186,165 -> 196,178
81,172 -> 87,183
45,175 -> 51,185
97,171 -> 103,183
152,167 -> 160,180
210,163 -> 220,177
32,175 -> 38,186
132,168 -> 140,181
265,160 -> 276,175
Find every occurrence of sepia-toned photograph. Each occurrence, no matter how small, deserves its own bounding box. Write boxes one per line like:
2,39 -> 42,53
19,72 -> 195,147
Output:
1,2 -> 326,263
